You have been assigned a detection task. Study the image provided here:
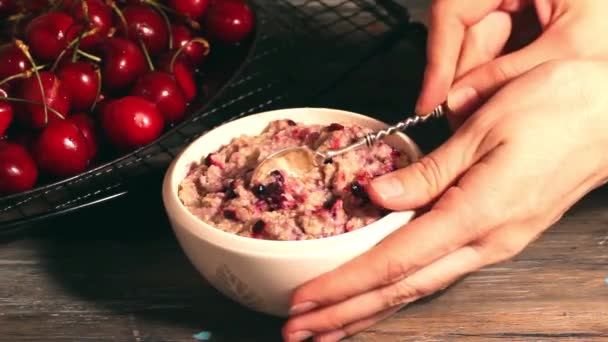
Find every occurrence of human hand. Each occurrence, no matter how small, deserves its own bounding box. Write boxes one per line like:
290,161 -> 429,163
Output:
282,59 -> 608,342
415,0 -> 608,128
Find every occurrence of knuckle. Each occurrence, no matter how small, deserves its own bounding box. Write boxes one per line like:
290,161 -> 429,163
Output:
489,61 -> 516,84
482,233 -> 526,262
382,258 -> 409,286
413,155 -> 444,197
323,312 -> 348,331
381,279 -> 427,308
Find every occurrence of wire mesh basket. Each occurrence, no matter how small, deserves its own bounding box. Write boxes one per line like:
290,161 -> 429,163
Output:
0,0 -> 423,230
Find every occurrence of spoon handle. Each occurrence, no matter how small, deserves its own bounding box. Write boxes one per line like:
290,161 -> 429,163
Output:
323,103 -> 447,160
361,103 -> 447,147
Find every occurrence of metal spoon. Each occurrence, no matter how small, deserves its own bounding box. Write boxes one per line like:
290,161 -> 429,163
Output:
250,103 -> 447,184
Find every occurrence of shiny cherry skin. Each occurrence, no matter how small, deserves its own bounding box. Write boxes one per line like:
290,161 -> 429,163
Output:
67,0 -> 113,52
32,120 -> 89,177
203,0 -> 254,44
0,43 -> 31,82
168,0 -> 209,20
171,24 -> 209,66
56,61 -> 100,111
101,96 -> 164,151
131,71 -> 187,124
24,11 -> 77,61
0,142 -> 38,194
68,113 -> 98,161
172,60 -> 197,102
0,100 -> 13,137
17,72 -> 71,130
119,4 -> 169,56
158,53 -> 197,102
101,37 -> 147,93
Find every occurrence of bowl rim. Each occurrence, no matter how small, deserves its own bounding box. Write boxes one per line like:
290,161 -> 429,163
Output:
162,107 -> 423,256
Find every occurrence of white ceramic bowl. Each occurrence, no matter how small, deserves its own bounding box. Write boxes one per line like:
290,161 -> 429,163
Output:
162,107 -> 423,317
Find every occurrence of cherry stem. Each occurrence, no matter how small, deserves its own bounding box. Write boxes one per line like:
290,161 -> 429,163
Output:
72,0 -> 91,62
51,27 -> 99,71
108,0 -> 128,38
90,67 -> 102,112
76,49 -> 101,63
0,96 -> 65,120
143,0 -> 173,50
170,37 -> 210,74
0,64 -> 48,87
139,39 -> 155,72
6,13 -> 27,22
14,39 -> 49,124
141,0 -> 178,16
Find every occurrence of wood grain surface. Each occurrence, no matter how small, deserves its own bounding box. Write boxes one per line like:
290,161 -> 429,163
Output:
1,1 -> 608,341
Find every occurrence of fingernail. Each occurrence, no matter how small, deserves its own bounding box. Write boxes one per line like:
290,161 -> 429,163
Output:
288,330 -> 313,342
289,301 -> 318,315
447,87 -> 477,113
370,175 -> 405,199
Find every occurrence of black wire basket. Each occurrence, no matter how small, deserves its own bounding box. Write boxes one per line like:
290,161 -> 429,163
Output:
0,0 -> 424,231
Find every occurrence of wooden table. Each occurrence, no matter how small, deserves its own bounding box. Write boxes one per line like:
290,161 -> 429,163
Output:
2,1 -> 608,341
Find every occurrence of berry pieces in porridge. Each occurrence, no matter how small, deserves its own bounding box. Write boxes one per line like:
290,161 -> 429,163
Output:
177,119 -> 410,241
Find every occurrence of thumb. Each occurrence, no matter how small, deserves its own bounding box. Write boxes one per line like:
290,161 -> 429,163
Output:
446,33 -> 559,116
367,131 -> 479,211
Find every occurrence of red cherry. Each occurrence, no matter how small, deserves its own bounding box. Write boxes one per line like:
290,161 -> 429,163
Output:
101,37 -> 147,92
17,71 -> 71,130
0,142 -> 38,194
172,61 -> 197,102
56,61 -> 100,111
67,0 -> 113,52
168,0 -> 209,20
0,99 -> 13,137
101,96 -> 164,151
131,71 -> 187,124
119,4 -> 169,56
158,54 -> 197,102
0,43 -> 31,82
203,0 -> 254,44
68,113 -> 98,161
32,120 -> 89,177
170,24 -> 210,66
24,12 -> 77,61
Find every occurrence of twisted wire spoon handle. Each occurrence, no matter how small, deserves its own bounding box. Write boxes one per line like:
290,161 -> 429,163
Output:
323,103 -> 447,161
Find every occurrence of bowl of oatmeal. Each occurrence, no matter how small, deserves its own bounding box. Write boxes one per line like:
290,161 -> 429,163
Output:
162,107 -> 422,317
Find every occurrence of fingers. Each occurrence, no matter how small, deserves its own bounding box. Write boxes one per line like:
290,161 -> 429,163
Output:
284,244 -> 486,341
311,306 -> 402,342
447,11 -> 513,129
415,0 -> 531,115
455,11 -> 513,79
415,0 -> 505,115
288,146 -> 508,320
366,124 -> 487,211
446,31 -> 560,116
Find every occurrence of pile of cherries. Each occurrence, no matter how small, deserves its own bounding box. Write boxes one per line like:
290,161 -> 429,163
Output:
0,0 -> 255,195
